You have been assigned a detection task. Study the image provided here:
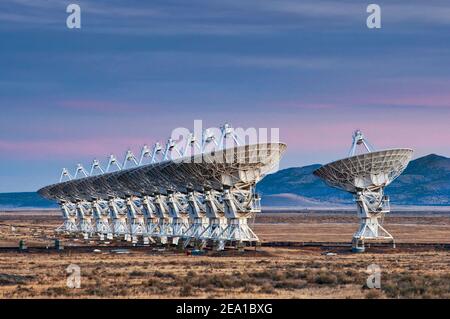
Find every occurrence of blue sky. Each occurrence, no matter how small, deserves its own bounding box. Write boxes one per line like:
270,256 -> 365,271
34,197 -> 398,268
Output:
1,0 -> 450,192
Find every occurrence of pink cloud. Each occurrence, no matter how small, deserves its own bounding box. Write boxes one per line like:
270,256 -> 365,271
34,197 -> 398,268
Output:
370,94 -> 450,108
277,117 -> 450,155
2,94 -> 450,165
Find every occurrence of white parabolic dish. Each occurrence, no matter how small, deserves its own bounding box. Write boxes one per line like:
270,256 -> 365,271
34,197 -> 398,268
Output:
313,148 -> 414,194
38,143 -> 287,202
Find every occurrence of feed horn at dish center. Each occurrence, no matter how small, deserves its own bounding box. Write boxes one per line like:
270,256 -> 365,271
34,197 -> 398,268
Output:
38,124 -> 287,250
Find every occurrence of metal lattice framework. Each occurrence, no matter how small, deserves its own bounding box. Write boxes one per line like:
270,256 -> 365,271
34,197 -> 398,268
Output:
314,130 -> 413,250
38,124 -> 287,250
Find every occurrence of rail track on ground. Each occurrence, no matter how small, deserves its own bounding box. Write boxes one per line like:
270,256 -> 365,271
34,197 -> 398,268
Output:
0,241 -> 448,254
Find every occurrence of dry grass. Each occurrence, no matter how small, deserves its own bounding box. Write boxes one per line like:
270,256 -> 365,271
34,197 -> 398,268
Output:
2,211 -> 449,246
254,212 -> 450,243
0,210 -> 448,299
0,247 -> 448,299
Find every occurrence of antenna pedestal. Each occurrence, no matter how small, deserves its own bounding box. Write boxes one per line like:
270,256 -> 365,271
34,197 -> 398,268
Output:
146,218 -> 159,243
76,211 -> 94,240
199,217 -> 228,250
76,204 -> 94,239
56,218 -> 78,234
129,217 -> 146,244
220,218 -> 259,243
95,218 -> 112,240
220,188 -> 260,245
58,204 -> 78,234
353,192 -> 394,249
170,217 -> 190,245
78,219 -> 94,239
112,217 -> 129,238
155,217 -> 173,244
182,217 -> 209,248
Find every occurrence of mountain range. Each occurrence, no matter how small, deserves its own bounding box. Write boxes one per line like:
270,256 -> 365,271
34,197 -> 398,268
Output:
257,154 -> 450,207
0,191 -> 57,209
0,154 -> 449,209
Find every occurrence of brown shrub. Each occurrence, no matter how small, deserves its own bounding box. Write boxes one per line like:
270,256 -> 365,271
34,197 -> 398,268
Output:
313,271 -> 338,285
259,282 -> 276,294
382,273 -> 450,298
179,283 -> 194,297
153,271 -> 176,279
129,270 -> 146,277
365,289 -> 383,299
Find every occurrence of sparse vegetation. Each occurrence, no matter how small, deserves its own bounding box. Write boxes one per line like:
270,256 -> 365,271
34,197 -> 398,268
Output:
381,273 -> 450,299
365,289 -> 383,299
0,273 -> 33,286
0,211 -> 448,298
129,271 -> 146,277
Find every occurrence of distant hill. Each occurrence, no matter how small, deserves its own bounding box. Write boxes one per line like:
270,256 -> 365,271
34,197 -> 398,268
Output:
257,154 -> 450,207
0,192 -> 57,209
1,154 -> 449,209
387,154 -> 450,205
256,164 -> 352,207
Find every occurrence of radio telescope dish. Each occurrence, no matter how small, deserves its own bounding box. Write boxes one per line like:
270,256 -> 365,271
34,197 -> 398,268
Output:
38,123 -> 287,250
314,130 -> 413,251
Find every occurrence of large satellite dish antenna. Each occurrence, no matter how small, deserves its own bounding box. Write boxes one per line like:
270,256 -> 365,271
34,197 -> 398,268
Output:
313,130 -> 413,251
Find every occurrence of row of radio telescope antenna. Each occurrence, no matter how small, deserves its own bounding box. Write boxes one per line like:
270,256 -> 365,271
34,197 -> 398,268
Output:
60,123 -> 244,183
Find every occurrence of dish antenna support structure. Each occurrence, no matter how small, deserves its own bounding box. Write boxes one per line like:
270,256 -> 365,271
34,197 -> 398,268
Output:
39,123 -> 286,251
314,130 -> 413,251
348,130 -> 374,156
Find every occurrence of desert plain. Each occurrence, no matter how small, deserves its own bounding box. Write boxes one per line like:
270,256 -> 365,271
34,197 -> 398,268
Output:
0,209 -> 449,299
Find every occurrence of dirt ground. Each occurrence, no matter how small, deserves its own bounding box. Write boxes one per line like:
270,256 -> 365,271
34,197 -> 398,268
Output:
0,210 -> 449,299
255,212 -> 450,242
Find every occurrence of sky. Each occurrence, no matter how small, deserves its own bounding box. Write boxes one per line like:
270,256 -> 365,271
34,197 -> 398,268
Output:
0,0 -> 450,192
